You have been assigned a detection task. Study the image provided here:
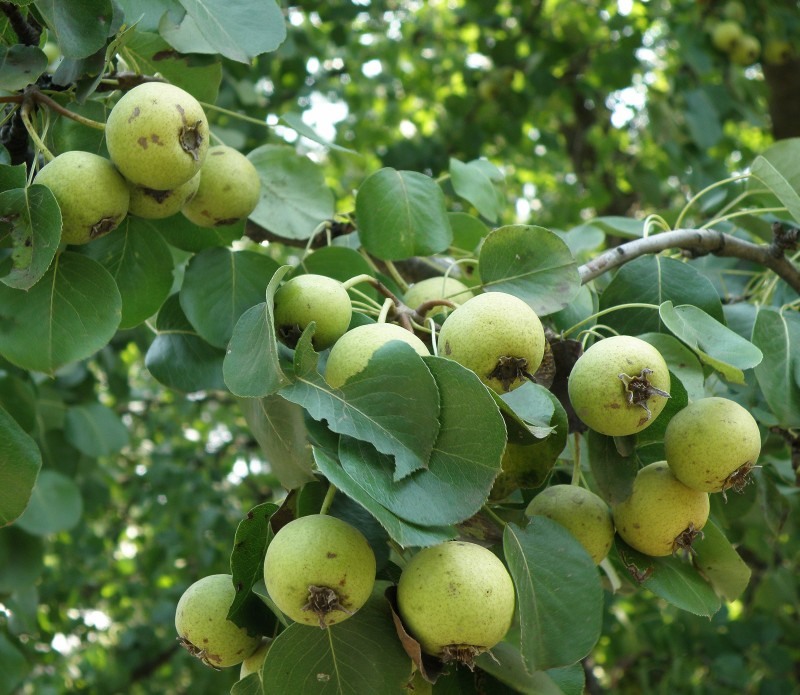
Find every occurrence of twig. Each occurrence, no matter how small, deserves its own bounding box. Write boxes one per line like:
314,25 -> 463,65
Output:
0,2 -> 41,45
578,227 -> 800,294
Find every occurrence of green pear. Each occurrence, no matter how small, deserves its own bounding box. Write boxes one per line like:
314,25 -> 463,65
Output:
175,574 -> 261,669
324,323 -> 429,388
273,274 -> 353,350
239,640 -> 271,680
730,34 -> 761,65
397,541 -> 515,665
711,20 -> 743,53
437,291 -> 545,394
127,173 -> 200,219
664,396 -> 760,493
181,145 -> 261,227
567,335 -> 670,437
613,462 -> 710,557
526,484 -> 614,564
403,276 -> 473,319
263,514 -> 376,628
34,151 -> 129,245
105,82 -> 209,190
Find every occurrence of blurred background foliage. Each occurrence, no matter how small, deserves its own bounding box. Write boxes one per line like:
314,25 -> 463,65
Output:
2,0 -> 799,693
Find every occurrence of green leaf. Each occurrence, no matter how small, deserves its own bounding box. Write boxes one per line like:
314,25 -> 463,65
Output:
223,265 -> 291,397
261,585 -> 412,695
0,375 -> 36,433
0,185 -> 60,290
157,214 -> 244,252
477,643 -> 585,695
314,448 -> 456,548
659,301 -> 763,384
236,396 -> 316,490
0,527 -> 43,592
599,256 -> 724,335
692,520 -> 751,602
587,430 -> 638,505
568,216 -> 644,240
449,157 -> 503,222
35,0 -> 114,59
230,673 -> 261,695
750,139 -> 800,223
684,88 -> 722,150
0,632 -> 29,695
121,30 -> 222,103
0,406 -> 41,527
248,144 -> 335,240
281,338 -> 440,481
752,307 -> 800,427
292,246 -> 379,303
615,541 -> 721,617
180,247 -> 280,349
0,164 -> 27,192
64,403 -> 130,457
449,211 -> 488,253
144,293 -> 226,392
78,216 -> 174,329
15,470 -> 82,536
163,0 -> 286,63
498,381 -> 557,445
228,502 -> 281,634
279,112 -> 359,155
504,519 -> 604,672
0,252 -> 121,374
0,45 -> 47,90
478,225 -> 580,316
355,168 -> 452,261
337,356 -> 506,527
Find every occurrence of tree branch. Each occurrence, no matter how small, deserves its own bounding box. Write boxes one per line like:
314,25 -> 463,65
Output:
578,227 -> 800,294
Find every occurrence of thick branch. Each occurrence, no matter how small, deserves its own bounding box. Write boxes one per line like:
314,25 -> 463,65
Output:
578,227 -> 800,294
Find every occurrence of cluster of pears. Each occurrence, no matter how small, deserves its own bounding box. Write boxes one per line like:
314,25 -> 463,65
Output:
548,335 -> 762,562
707,1 -> 794,66
34,82 -> 261,246
176,512 -> 516,681
273,271 -> 547,394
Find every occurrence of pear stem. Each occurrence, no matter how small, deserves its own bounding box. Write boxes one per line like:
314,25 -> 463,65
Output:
319,484 -> 338,515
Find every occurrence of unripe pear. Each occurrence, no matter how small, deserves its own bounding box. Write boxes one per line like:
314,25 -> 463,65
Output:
263,514 -> 376,628
175,574 -> 261,669
181,145 -> 261,227
105,82 -> 209,189
763,39 -> 793,65
127,173 -> 200,219
437,291 -> 546,393
239,639 -> 271,680
324,323 -> 429,388
526,485 -> 614,564
613,462 -> 710,557
730,34 -> 761,65
711,20 -> 743,53
273,274 -> 352,350
34,151 -> 129,245
397,541 -> 515,666
403,276 -> 473,319
664,396 -> 760,493
567,336 -> 670,437
722,1 -> 746,23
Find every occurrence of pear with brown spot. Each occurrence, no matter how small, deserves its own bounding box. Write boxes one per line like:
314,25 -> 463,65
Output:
182,146 -> 261,227
263,514 -> 376,628
105,82 -> 209,190
175,574 -> 261,669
